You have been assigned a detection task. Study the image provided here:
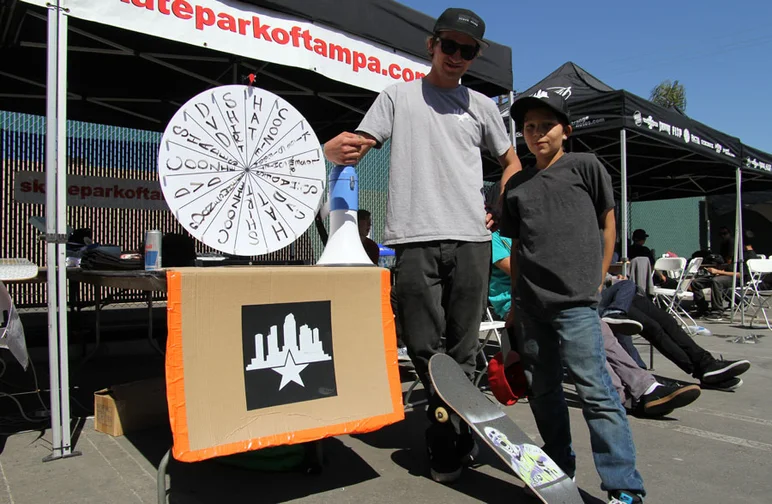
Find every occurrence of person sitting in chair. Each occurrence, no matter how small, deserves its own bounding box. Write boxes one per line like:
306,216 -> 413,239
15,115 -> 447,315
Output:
357,209 -> 380,265
600,279 -> 751,391
691,231 -> 759,319
489,230 -> 701,417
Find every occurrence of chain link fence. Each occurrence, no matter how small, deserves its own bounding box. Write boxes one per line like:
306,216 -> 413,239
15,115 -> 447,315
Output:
628,197 -> 704,258
1,110 -> 393,309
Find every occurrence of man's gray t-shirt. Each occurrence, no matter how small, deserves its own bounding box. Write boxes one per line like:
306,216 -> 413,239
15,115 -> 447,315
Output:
500,153 -> 615,313
356,79 -> 511,246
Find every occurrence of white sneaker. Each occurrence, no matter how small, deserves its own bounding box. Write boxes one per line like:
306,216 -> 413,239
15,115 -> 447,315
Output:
688,325 -> 712,337
397,346 -> 411,362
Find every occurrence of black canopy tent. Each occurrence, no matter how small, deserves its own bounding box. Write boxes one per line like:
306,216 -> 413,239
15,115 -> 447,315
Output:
0,0 -> 512,139
0,0 -> 515,461
743,143 -> 772,175
506,62 -> 772,199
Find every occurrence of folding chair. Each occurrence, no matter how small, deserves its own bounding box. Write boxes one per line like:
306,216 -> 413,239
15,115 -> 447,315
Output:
402,308 -> 506,410
737,258 -> 772,330
652,256 -> 702,330
474,306 -> 507,386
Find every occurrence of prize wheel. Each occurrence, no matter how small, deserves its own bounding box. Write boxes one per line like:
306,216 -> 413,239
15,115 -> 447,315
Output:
158,85 -> 326,256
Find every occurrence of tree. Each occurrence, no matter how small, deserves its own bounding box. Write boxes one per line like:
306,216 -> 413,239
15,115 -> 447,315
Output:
649,79 -> 687,112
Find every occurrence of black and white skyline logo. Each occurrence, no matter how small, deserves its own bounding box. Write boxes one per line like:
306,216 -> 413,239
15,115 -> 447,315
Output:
242,301 -> 336,410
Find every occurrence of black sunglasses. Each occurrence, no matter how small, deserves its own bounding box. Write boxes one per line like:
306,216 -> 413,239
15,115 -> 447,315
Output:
438,38 -> 479,61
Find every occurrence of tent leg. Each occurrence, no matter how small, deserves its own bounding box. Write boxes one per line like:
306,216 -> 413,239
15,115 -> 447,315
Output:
620,129 -> 629,276
508,90 -> 516,151
42,1 -> 79,462
731,168 -> 744,325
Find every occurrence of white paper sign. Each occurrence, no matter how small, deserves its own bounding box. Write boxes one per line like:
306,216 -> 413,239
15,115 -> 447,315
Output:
21,0 -> 431,93
158,84 -> 325,256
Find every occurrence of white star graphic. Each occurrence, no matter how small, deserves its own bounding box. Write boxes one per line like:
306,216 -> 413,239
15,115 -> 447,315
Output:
456,113 -> 473,123
273,350 -> 308,390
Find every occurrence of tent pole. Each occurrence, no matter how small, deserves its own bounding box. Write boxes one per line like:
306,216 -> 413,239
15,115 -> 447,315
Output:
43,1 -> 62,462
43,1 -> 78,462
508,90 -> 516,151
56,5 -> 75,459
620,129 -> 628,276
731,167 -> 744,324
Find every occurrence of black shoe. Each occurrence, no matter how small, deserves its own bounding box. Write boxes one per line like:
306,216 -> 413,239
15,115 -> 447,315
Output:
701,377 -> 743,391
608,490 -> 644,503
426,423 -> 462,484
639,382 -> 701,417
601,314 -> 643,336
701,358 -> 751,384
456,423 -> 479,466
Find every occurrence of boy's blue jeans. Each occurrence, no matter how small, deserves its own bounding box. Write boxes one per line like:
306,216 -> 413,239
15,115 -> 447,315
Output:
513,302 -> 646,496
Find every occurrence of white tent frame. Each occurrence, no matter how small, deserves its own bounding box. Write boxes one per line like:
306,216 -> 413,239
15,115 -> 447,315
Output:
43,0 -> 78,461
616,128 -> 747,302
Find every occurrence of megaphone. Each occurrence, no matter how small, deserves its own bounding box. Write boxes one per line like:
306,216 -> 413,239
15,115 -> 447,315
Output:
316,165 -> 375,266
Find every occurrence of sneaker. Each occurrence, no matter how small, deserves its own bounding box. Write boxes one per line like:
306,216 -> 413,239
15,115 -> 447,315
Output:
639,382 -> 701,417
608,490 -> 643,503
602,314 -> 643,336
701,377 -> 743,391
426,423 -> 462,484
456,424 -> 479,465
687,325 -> 713,337
700,358 -> 751,384
397,346 -> 411,362
702,312 -> 726,322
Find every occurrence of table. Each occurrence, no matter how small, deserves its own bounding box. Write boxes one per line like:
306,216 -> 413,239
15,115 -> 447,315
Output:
72,270 -> 167,361
6,268 -> 168,360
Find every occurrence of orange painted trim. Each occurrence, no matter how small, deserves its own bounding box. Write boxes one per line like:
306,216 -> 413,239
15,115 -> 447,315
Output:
165,271 -> 192,456
166,268 -> 405,463
380,268 -> 405,420
173,409 -> 405,462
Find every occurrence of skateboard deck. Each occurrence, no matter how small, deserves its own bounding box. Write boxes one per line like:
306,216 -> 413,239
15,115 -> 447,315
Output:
428,353 -> 583,504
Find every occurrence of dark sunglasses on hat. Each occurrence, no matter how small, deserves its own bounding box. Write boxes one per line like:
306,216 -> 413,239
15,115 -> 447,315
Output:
438,38 -> 479,61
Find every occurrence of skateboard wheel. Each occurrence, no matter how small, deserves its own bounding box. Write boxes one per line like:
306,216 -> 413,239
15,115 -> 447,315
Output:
434,406 -> 449,423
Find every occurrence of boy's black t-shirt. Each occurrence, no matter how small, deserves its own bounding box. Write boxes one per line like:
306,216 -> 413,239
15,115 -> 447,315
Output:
500,152 -> 615,314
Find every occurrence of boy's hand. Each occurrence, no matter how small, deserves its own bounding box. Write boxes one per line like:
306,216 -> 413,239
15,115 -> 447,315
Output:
323,132 -> 376,166
485,202 -> 502,231
485,211 -> 498,231
505,308 -> 515,329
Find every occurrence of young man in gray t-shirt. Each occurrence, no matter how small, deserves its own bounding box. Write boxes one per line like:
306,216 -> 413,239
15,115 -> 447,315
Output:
323,8 -> 521,484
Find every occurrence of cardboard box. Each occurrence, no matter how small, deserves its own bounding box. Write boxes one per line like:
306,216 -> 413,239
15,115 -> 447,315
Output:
165,266 -> 403,462
94,377 -> 169,436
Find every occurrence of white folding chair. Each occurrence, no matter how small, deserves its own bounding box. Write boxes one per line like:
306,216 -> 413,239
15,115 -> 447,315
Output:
402,308 -> 506,410
653,257 -> 702,330
474,307 -> 507,386
737,258 -> 772,330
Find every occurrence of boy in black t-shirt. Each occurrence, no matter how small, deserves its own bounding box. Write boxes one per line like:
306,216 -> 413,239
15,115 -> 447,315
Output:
501,90 -> 646,503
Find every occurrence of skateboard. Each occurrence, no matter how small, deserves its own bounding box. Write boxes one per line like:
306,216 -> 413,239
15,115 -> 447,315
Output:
428,353 -> 583,504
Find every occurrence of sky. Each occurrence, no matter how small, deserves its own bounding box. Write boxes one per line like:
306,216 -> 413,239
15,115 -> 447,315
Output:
401,0 -> 772,154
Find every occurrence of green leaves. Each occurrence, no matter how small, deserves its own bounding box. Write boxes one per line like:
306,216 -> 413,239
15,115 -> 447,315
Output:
650,79 -> 687,112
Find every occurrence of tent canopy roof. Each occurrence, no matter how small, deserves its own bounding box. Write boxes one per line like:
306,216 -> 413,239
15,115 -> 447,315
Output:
0,0 -> 512,143
503,62 -> 772,200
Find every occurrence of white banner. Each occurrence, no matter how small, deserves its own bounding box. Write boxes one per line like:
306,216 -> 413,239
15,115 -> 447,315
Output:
22,0 -> 431,93
14,171 -> 169,211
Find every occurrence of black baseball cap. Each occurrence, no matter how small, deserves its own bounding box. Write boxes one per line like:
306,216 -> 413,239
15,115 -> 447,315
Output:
433,8 -> 488,47
510,89 -> 571,132
632,229 -> 649,240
